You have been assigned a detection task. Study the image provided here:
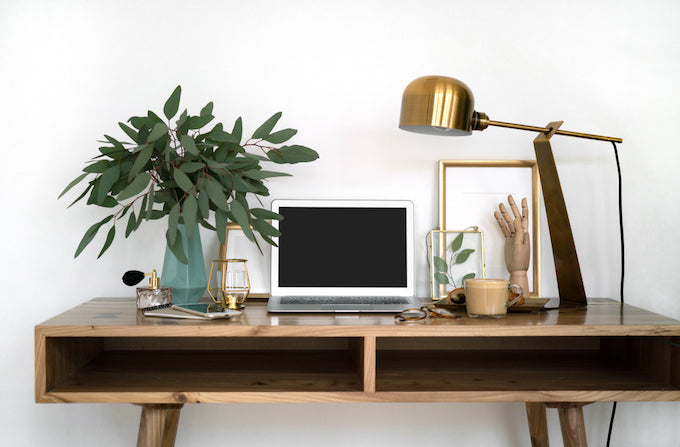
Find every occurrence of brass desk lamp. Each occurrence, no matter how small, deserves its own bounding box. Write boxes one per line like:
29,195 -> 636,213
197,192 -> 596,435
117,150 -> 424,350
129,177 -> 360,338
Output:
399,75 -> 622,308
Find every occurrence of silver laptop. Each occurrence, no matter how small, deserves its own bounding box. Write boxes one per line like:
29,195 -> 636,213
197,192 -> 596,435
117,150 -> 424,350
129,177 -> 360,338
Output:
266,200 -> 417,312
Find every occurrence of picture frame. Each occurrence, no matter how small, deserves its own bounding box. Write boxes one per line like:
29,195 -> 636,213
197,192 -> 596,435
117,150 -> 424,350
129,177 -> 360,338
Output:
427,228 -> 485,300
438,160 -> 541,297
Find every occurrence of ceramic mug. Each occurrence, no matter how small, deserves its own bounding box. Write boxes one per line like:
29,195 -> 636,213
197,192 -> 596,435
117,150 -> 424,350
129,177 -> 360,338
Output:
464,278 -> 523,318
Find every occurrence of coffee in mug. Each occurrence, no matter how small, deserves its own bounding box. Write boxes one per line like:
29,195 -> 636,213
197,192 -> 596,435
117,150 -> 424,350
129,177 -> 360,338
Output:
464,278 -> 523,318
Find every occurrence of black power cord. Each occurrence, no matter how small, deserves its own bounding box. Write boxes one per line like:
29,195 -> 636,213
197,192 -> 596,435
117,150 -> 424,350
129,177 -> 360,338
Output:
606,141 -> 624,447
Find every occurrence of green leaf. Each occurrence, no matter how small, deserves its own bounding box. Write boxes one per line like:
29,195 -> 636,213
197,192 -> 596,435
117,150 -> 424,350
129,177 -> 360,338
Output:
241,170 -> 292,180
434,272 -> 450,285
173,167 -> 194,193
83,160 -> 111,174
433,256 -> 448,273
232,117 -> 243,142
74,215 -> 113,258
128,143 -> 152,185
200,220 -> 216,231
183,195 -> 198,239
263,128 -> 297,144
147,122 -> 168,142
125,211 -> 136,238
180,134 -> 199,155
180,161 -> 206,173
455,248 -> 475,264
205,177 -> 230,211
205,158 -> 229,170
137,125 -> 150,144
462,273 -> 476,283
117,172 -> 151,201
450,233 -> 464,253
129,116 -> 149,130
147,110 -> 164,126
187,114 -> 214,130
100,196 -> 118,208
58,173 -> 89,199
176,109 -> 188,132
103,134 -> 125,150
97,146 -> 127,159
200,102 -> 214,117
215,209 -> 228,244
168,202 -> 180,245
97,226 -> 116,258
252,218 -> 281,238
164,86 -> 182,120
220,173 -> 252,193
68,184 -> 92,208
198,190 -> 209,219
252,112 -> 282,139
118,122 -> 139,143
145,187 -> 155,219
97,165 -> 120,204
267,145 -> 319,164
243,153 -> 269,162
207,129 -> 238,143
250,208 -> 283,220
119,204 -> 131,218
230,200 -> 255,242
166,228 -> 188,264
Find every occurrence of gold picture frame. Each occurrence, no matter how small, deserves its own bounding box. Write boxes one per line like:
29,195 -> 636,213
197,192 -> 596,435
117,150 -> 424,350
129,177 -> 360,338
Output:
438,160 -> 541,297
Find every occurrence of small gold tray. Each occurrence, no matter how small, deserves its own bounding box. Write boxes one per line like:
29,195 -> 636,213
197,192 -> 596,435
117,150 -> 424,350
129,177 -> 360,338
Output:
434,297 -> 550,313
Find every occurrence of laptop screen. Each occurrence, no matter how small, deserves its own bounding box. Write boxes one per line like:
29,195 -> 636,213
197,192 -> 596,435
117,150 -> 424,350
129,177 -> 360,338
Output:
278,207 -> 407,287
270,200 -> 414,296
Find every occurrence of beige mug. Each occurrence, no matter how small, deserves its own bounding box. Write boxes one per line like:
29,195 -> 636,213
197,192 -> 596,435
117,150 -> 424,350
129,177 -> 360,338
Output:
464,278 -> 523,318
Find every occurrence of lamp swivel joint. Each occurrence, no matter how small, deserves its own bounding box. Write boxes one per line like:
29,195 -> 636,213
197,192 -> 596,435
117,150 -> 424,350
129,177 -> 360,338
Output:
471,111 -> 489,132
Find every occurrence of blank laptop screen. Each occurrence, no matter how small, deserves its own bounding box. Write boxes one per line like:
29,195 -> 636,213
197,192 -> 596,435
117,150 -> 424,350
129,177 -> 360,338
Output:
277,207 -> 407,288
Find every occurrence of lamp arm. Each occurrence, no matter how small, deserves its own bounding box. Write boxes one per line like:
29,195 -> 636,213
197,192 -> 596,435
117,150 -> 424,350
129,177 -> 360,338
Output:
474,114 -> 622,143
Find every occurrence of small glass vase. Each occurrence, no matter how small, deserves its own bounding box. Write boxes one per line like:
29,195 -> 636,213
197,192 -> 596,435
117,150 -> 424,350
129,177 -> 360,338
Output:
161,223 -> 207,304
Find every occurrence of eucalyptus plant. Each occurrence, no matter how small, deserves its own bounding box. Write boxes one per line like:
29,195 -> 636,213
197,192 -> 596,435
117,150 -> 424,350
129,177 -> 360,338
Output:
433,233 -> 476,288
59,86 -> 319,263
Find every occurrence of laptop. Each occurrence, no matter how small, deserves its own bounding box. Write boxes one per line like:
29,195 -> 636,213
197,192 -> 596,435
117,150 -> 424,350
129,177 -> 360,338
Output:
266,199 -> 417,312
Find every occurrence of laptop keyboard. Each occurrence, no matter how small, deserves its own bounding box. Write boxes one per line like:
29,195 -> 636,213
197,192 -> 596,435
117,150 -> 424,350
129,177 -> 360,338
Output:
280,296 -> 410,305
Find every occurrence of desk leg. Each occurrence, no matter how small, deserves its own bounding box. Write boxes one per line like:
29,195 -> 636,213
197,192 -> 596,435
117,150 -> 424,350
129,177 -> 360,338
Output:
137,404 -> 184,447
546,403 -> 589,447
525,403 -> 549,447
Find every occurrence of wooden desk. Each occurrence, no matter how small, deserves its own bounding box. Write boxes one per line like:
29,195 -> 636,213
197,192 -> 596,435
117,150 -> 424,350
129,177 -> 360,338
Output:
35,298 -> 680,447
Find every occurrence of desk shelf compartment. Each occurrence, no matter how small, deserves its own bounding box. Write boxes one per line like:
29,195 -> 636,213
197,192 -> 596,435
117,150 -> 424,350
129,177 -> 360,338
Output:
36,336 -> 368,403
374,336 -> 680,400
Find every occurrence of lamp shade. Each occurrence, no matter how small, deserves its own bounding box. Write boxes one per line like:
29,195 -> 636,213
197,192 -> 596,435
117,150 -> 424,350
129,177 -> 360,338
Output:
399,75 -> 476,136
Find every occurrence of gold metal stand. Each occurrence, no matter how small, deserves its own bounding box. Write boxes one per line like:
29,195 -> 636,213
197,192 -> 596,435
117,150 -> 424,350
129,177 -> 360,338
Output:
532,122 -> 587,308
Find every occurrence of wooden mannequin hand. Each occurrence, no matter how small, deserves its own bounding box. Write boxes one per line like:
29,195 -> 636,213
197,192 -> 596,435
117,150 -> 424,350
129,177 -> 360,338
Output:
494,195 -> 530,298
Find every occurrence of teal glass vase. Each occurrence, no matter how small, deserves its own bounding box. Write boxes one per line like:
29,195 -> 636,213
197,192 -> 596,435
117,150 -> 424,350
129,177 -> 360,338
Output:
161,223 -> 207,304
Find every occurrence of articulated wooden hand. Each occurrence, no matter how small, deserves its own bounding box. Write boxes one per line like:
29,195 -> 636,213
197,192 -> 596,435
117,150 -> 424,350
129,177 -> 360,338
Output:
494,195 -> 530,299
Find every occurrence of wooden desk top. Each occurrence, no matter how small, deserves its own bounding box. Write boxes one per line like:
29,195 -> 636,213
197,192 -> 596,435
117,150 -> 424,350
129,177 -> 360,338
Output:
36,298 -> 680,338
35,298 -> 680,405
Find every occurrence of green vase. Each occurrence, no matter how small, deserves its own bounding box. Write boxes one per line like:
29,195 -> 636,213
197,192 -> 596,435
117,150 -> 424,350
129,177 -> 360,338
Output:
161,223 -> 207,304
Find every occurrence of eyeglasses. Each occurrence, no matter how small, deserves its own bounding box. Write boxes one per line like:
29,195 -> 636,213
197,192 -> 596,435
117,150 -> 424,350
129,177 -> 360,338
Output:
395,306 -> 461,322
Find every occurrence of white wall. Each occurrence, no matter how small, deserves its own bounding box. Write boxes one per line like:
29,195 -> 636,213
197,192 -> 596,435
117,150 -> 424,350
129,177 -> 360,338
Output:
2,0 -> 679,445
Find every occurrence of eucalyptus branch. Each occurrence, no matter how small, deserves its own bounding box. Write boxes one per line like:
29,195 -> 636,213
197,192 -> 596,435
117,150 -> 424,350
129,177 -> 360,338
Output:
60,85 -> 319,262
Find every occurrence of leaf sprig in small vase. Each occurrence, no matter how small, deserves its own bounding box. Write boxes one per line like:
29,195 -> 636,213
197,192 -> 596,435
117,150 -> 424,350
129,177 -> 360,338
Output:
433,232 -> 476,289
59,86 -> 319,263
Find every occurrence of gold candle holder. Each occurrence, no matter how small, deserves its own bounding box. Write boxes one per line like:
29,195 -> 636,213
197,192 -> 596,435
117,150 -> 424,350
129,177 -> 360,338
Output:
208,259 -> 250,310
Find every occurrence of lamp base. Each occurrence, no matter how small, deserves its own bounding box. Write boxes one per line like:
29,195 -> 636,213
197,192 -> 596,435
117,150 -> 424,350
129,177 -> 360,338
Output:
533,122 -> 587,309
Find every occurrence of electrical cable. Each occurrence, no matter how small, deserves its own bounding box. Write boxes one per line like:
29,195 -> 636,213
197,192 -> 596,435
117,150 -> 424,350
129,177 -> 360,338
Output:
606,141 -> 624,447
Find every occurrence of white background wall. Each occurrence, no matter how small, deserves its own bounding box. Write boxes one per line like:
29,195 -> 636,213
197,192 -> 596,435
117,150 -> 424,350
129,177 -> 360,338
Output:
2,0 -> 679,445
